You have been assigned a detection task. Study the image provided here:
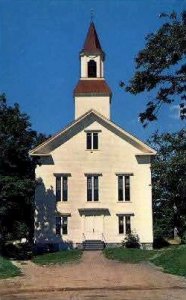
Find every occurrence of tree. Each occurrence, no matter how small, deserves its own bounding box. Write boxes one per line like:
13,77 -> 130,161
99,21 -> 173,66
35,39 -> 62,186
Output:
120,11 -> 186,127
0,94 -> 48,247
148,130 -> 186,240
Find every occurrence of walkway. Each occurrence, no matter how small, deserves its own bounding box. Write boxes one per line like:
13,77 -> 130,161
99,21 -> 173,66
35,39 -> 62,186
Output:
0,251 -> 186,299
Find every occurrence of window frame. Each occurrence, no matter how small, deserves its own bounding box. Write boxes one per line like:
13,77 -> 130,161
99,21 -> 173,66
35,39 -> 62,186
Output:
56,216 -> 69,236
117,174 -> 132,202
85,174 -> 101,202
61,216 -> 68,235
86,132 -> 99,150
54,173 -> 71,202
118,215 -> 132,235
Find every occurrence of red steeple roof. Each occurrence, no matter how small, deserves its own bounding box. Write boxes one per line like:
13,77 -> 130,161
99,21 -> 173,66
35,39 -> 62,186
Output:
74,80 -> 112,97
81,22 -> 104,55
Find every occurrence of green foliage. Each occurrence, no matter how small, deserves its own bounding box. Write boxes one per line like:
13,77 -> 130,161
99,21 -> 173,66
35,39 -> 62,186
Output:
0,93 -> 48,249
181,231 -> 186,244
122,232 -> 140,248
151,246 -> 186,277
0,256 -> 21,279
32,250 -> 82,265
121,11 -> 186,126
104,248 -> 157,263
2,242 -> 33,260
104,246 -> 186,277
148,130 -> 186,240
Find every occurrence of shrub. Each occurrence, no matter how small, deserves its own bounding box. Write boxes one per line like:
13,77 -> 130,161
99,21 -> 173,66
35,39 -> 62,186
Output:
122,232 -> 140,248
2,242 -> 33,260
181,231 -> 186,244
153,237 -> 170,249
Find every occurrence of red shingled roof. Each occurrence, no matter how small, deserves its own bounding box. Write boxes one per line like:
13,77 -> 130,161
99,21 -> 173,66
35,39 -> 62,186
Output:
74,80 -> 112,96
81,22 -> 104,55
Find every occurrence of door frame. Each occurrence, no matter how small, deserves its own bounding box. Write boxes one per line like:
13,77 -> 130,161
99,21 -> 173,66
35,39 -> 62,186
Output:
83,214 -> 104,240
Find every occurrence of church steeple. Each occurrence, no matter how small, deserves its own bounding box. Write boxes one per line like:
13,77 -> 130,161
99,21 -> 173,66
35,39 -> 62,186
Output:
74,22 -> 112,119
81,22 -> 104,56
78,22 -> 105,79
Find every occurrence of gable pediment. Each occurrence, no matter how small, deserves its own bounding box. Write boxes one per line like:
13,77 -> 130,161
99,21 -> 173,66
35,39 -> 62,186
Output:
29,110 -> 156,156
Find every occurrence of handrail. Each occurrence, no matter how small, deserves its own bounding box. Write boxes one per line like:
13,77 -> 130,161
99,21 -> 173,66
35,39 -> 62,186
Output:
102,233 -> 106,244
82,233 -> 86,241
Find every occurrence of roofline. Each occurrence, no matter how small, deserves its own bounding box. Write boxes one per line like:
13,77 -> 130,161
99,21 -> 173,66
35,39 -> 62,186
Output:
135,153 -> 156,156
102,114 -> 156,154
80,50 -> 105,59
81,21 -> 104,56
30,109 -> 156,156
74,92 -> 112,97
29,110 -> 94,155
29,153 -> 51,156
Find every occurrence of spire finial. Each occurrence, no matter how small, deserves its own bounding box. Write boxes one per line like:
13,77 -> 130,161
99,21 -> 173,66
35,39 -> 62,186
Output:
90,9 -> 94,22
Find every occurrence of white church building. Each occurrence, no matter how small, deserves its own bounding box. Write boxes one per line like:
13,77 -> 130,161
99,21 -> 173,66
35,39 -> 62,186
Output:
30,22 -> 156,250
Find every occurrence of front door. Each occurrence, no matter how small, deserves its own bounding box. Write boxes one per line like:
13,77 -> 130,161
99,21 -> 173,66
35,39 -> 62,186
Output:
84,215 -> 103,240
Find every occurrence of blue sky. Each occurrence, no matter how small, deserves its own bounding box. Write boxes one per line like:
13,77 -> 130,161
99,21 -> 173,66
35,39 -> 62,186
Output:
0,0 -> 185,142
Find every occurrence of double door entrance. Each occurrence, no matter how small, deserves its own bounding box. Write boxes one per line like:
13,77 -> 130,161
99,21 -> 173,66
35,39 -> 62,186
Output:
84,215 -> 103,240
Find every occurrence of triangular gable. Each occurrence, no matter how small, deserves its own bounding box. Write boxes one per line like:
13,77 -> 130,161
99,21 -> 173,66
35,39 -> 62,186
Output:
29,110 -> 156,156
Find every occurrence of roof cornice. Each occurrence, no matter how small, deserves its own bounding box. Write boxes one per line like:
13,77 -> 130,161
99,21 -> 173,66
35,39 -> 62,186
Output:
29,110 -> 156,156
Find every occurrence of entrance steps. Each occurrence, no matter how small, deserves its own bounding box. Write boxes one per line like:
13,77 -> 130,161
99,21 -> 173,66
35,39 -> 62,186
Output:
83,240 -> 105,251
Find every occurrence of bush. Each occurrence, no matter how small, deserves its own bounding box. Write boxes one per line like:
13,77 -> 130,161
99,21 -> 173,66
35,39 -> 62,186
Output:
153,237 -> 170,249
1,242 -> 33,260
122,232 -> 140,248
181,231 -> 186,244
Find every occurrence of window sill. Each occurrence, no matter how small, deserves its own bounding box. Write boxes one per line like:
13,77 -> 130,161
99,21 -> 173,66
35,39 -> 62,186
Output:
117,201 -> 132,203
87,201 -> 100,203
85,149 -> 100,152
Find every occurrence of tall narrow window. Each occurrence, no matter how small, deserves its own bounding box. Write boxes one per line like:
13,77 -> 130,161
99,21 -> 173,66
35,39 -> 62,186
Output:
87,132 -> 92,149
56,177 -> 61,202
62,217 -> 68,235
93,133 -> 98,149
118,215 -> 131,234
118,176 -> 123,201
94,176 -> 99,201
88,60 -> 97,77
125,216 -> 131,234
87,176 -> 92,201
86,132 -> 98,150
125,176 -> 130,201
118,216 -> 124,234
56,217 -> 61,235
62,176 -> 68,201
117,175 -> 131,201
87,175 -> 99,201
55,176 -> 69,202
56,216 -> 68,236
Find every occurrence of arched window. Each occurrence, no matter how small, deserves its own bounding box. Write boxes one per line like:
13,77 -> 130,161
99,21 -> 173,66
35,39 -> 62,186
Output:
88,60 -> 97,78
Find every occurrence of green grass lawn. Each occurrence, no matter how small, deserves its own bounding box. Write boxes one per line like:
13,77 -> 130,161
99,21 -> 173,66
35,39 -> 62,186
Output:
151,245 -> 186,277
103,246 -> 186,277
0,256 -> 21,279
32,249 -> 83,265
104,247 -> 158,263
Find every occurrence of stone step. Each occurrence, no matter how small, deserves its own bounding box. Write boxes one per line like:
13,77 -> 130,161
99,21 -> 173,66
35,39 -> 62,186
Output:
84,240 -> 103,243
83,240 -> 105,250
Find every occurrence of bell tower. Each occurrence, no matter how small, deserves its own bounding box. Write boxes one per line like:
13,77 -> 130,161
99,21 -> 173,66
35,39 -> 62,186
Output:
74,22 -> 112,119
